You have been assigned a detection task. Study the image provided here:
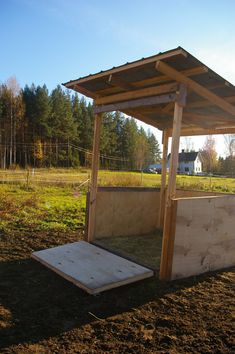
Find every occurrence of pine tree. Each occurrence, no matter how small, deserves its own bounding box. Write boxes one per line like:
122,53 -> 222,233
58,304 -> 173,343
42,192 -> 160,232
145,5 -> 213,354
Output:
50,86 -> 77,166
146,130 -> 161,164
122,118 -> 139,170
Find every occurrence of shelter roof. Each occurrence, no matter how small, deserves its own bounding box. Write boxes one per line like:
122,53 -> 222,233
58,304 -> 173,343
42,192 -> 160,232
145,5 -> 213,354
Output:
63,46 -> 235,136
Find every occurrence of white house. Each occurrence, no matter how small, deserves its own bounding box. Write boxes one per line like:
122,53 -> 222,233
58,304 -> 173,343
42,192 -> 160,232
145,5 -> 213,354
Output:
149,150 -> 203,175
169,150 -> 202,174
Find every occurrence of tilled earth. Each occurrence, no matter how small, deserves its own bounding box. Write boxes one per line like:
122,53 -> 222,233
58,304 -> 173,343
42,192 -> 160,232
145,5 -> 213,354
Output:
0,230 -> 234,353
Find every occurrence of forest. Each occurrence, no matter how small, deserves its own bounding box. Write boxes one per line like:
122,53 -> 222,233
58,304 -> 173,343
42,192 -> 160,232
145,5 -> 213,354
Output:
0,78 -> 161,170
1,77 -> 235,174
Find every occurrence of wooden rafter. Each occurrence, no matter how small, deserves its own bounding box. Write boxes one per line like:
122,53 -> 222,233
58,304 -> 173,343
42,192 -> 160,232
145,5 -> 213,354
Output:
96,66 -> 208,97
156,61 -> 235,116
95,82 -> 178,105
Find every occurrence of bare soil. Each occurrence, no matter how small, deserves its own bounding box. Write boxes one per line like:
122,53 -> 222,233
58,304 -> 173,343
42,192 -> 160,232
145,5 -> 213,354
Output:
0,229 -> 234,353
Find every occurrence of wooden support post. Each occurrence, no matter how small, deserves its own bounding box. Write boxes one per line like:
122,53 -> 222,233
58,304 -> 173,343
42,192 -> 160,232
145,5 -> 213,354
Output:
159,85 -> 186,280
159,130 -> 169,228
87,113 -> 102,242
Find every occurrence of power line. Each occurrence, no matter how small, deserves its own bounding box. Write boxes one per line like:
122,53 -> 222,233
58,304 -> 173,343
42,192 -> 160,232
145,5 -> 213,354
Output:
0,142 -> 129,162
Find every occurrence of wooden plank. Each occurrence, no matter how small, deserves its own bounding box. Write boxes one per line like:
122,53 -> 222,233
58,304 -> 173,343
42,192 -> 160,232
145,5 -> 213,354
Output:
159,130 -> 169,228
171,196 -> 235,279
32,241 -> 154,294
156,60 -> 235,116
64,48 -> 186,87
95,82 -> 178,105
160,98 -> 184,280
94,93 -> 177,114
87,113 -> 102,242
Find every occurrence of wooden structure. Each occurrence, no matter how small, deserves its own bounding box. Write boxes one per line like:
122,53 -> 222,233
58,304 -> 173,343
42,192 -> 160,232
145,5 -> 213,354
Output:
33,47 -> 235,292
62,46 -> 235,281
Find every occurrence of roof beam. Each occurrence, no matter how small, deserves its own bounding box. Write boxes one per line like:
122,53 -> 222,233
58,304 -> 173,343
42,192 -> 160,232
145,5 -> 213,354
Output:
156,61 -> 235,116
97,65 -> 208,96
93,93 -> 177,114
95,82 -> 178,105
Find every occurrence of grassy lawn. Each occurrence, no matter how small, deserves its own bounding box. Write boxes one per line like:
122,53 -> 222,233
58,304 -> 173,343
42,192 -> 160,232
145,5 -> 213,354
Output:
0,168 -> 235,237
0,184 -> 86,236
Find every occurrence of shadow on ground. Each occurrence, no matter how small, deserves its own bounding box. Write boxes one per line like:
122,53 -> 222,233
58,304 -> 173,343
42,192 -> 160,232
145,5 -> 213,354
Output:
1,255 -> 233,350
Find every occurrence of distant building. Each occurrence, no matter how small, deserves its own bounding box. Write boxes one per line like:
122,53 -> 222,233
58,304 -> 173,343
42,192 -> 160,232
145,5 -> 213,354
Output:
148,150 -> 203,175
168,150 -> 203,174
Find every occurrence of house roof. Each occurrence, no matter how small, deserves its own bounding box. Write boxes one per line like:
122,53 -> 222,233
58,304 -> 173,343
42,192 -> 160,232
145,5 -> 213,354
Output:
168,151 -> 200,162
63,46 -> 235,137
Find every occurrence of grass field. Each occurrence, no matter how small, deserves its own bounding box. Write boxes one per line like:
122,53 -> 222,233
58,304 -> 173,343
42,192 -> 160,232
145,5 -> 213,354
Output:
1,167 -> 235,190
1,168 -> 235,237
0,168 -> 234,353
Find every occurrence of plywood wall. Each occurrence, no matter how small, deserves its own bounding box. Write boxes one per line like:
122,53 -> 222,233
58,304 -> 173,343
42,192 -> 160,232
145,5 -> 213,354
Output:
94,187 -> 160,239
171,195 -> 235,279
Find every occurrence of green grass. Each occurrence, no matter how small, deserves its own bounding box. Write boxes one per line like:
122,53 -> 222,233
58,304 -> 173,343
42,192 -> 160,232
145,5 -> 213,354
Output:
98,171 -> 235,193
1,167 -> 235,193
0,168 -> 235,235
0,184 -> 86,234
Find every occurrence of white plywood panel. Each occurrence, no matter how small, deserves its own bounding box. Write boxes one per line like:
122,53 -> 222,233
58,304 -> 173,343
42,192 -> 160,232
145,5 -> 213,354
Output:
172,195 -> 235,279
32,241 -> 153,294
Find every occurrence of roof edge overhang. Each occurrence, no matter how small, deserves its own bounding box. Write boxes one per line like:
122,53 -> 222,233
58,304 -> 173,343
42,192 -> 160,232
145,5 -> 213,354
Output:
62,47 -> 186,89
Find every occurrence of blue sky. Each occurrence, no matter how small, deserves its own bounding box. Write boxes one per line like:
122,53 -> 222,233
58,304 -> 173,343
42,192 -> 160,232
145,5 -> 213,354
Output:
1,0 -> 235,154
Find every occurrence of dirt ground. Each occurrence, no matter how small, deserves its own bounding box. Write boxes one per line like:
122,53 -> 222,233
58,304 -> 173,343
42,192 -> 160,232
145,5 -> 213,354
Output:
0,229 -> 234,353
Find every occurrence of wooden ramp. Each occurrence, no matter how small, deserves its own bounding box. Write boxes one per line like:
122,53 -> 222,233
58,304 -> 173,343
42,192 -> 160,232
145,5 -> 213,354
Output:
32,241 -> 154,294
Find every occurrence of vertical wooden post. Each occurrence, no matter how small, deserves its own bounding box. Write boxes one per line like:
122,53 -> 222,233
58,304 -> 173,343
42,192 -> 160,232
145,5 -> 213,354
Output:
87,113 -> 102,242
159,130 -> 169,228
159,84 -> 186,280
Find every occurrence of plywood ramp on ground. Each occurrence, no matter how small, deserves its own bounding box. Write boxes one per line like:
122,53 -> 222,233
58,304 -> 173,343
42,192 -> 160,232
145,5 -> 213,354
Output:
172,195 -> 235,279
32,241 -> 154,294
